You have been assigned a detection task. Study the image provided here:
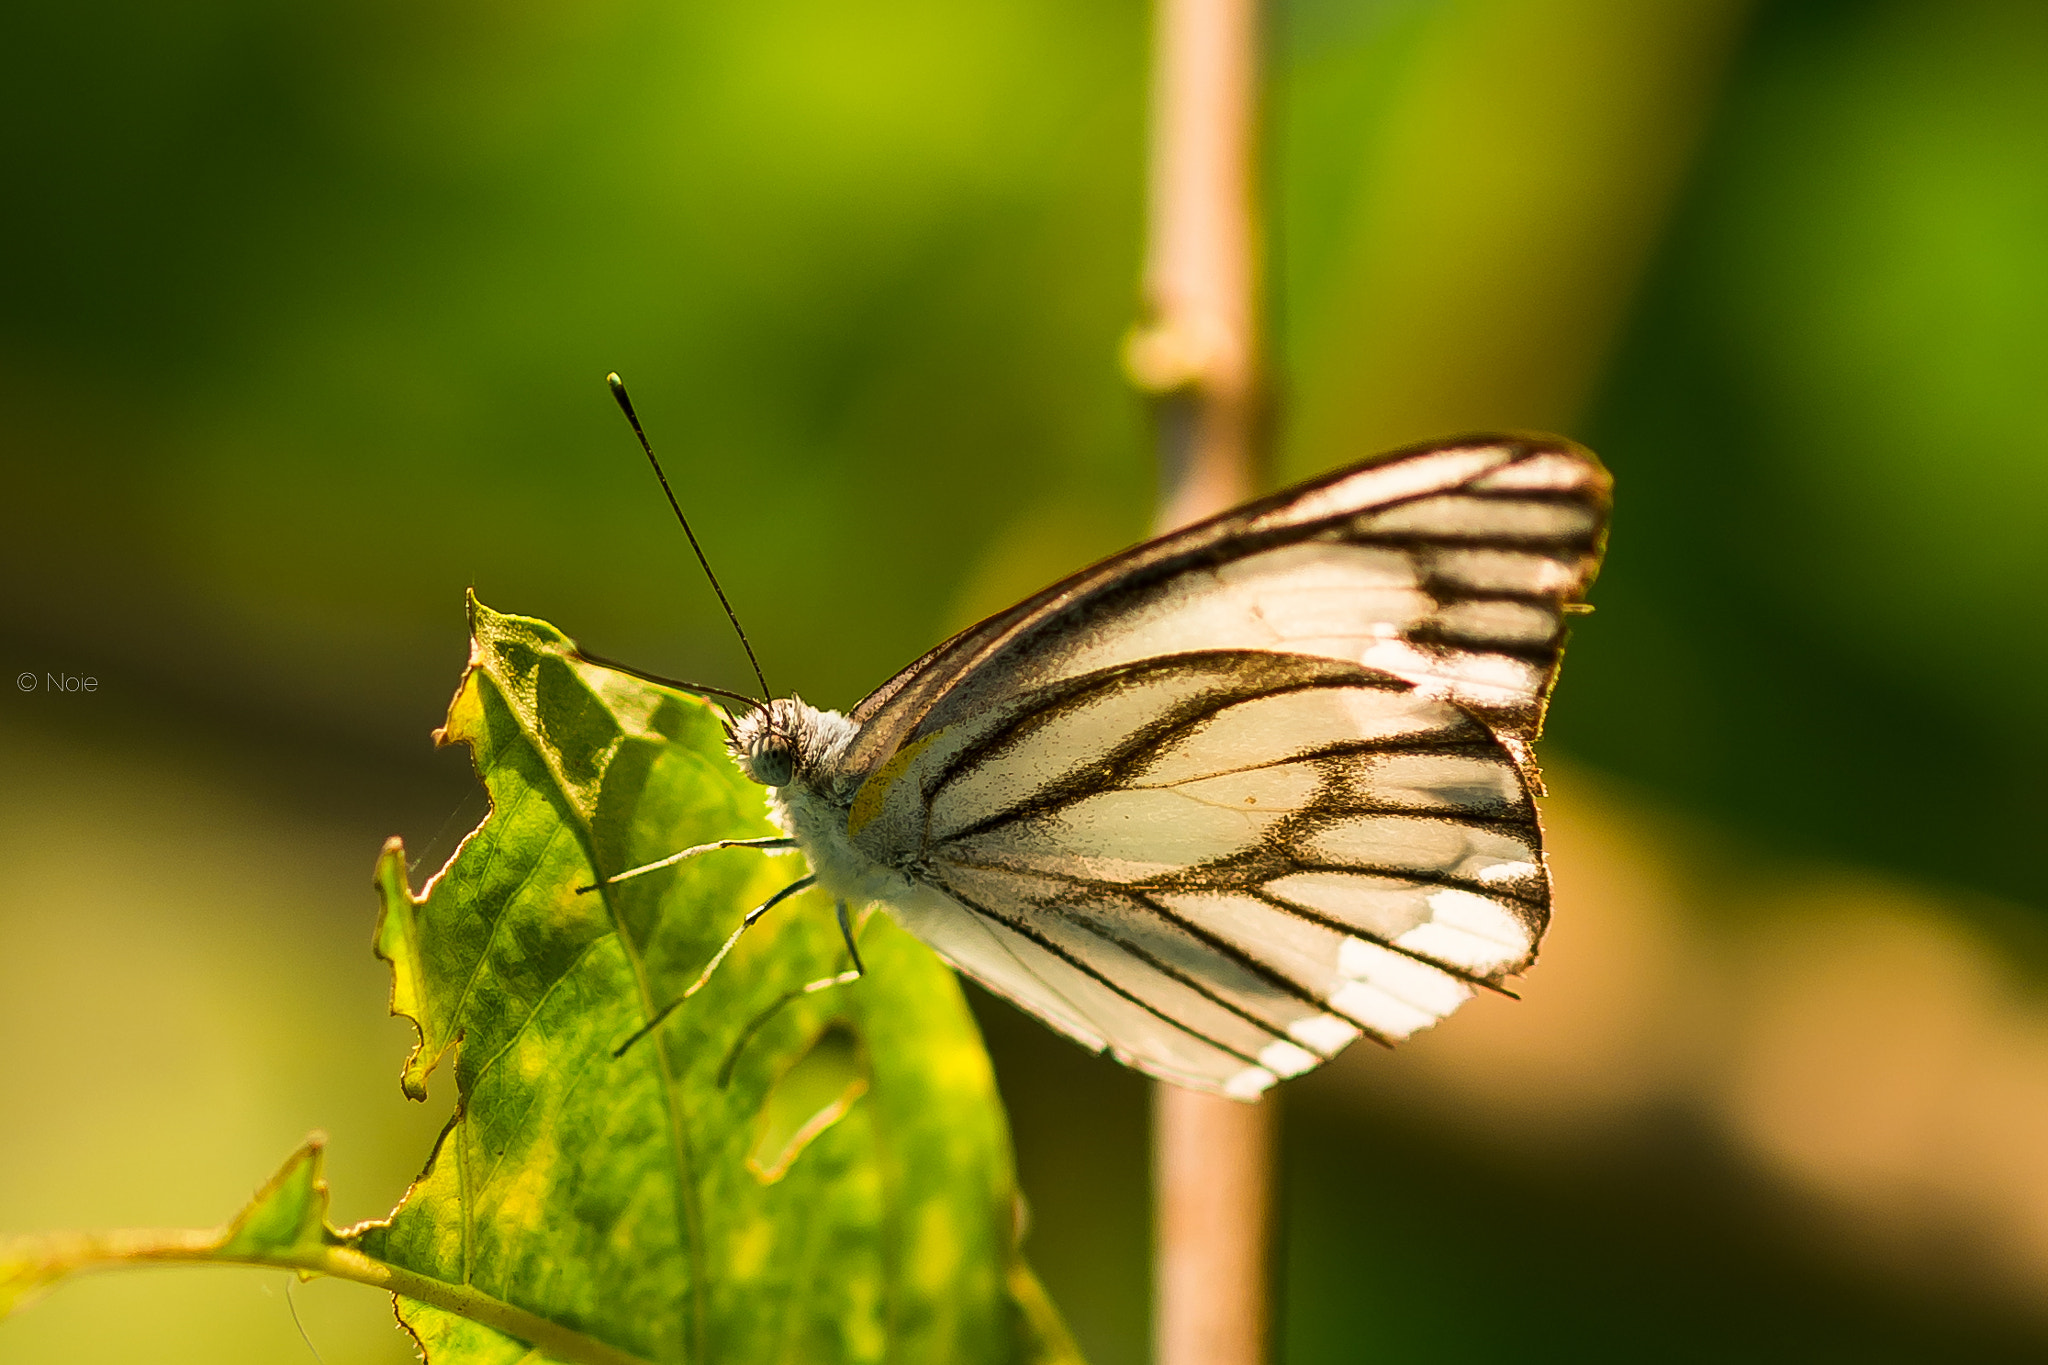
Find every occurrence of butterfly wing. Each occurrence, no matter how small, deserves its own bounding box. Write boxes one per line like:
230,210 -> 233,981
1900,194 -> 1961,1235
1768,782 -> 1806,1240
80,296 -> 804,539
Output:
844,433 -> 1607,768
840,434 -> 1609,1095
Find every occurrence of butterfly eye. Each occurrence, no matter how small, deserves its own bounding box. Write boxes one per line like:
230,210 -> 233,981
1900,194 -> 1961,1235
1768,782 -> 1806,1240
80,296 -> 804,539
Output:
747,737 -> 795,788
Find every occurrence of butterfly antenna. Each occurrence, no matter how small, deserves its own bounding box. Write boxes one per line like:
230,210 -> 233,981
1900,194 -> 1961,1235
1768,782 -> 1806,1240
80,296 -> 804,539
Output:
607,372 -> 772,702
572,648 -> 762,725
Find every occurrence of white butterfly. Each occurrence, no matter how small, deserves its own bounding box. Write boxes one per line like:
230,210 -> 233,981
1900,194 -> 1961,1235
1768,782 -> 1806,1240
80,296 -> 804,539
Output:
615,433 -> 1610,1099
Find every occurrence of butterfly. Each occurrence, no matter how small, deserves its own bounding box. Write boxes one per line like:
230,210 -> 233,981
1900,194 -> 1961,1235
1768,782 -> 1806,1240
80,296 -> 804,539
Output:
606,422 -> 1609,1099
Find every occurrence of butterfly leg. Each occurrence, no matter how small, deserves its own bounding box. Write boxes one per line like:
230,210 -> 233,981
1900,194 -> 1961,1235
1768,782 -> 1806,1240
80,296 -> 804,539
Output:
715,899 -> 867,1088
577,836 -> 796,895
611,873 -> 816,1057
830,897 -> 867,981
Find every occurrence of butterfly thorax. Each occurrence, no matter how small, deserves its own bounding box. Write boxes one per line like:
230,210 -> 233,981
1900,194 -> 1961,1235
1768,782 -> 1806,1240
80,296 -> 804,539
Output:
729,698 -> 907,906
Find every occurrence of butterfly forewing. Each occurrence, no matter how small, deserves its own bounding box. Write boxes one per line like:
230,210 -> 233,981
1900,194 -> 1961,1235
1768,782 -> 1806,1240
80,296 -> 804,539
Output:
837,435 -> 1608,1096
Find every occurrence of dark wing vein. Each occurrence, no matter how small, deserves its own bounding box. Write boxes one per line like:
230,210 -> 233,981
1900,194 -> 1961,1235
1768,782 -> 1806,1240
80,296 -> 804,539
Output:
940,885 -> 1270,1069
932,856 -> 1368,1045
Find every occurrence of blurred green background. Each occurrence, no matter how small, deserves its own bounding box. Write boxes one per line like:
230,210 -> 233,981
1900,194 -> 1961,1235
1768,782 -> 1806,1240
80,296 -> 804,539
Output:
6,0 -> 2048,1361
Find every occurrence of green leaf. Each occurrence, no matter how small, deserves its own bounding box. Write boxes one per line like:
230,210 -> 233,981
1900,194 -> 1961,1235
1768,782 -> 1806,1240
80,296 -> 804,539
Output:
353,595 -> 1071,1364
0,596 -> 1078,1365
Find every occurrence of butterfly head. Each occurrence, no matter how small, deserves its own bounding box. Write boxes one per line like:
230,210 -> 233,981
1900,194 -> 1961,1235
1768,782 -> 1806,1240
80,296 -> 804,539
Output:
727,697 -> 850,791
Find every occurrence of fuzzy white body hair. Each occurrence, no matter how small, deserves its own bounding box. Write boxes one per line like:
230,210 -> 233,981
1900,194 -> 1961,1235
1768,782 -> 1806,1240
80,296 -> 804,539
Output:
735,699 -> 909,907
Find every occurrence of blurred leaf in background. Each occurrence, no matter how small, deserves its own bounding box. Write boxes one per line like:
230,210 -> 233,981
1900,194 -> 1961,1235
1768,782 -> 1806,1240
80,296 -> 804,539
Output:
0,0 -> 1154,739
5,0 -> 2048,1361
1560,0 -> 2048,915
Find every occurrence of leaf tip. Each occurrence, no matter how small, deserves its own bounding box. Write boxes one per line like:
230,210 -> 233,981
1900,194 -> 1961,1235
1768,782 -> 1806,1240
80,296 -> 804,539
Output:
219,1136 -> 334,1260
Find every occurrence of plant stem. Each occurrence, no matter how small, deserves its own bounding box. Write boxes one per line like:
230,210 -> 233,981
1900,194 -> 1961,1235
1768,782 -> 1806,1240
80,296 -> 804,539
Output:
1,1229 -> 655,1365
1154,1084 -> 1274,1365
1128,0 -> 1264,529
1127,1 -> 1274,1364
